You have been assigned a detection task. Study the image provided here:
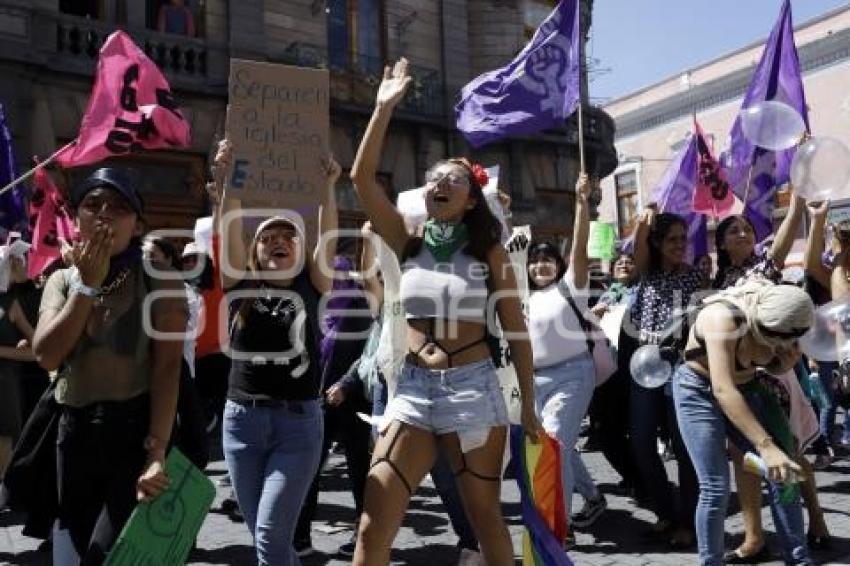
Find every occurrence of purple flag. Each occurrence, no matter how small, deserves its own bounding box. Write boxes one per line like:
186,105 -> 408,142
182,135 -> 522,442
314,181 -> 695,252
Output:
454,0 -> 580,148
651,132 -> 708,263
720,0 -> 808,242
0,103 -> 28,237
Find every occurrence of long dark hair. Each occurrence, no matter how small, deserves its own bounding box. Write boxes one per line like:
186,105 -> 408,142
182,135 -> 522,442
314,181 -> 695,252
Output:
186,253 -> 215,291
404,158 -> 502,263
527,241 -> 567,291
712,214 -> 756,289
143,235 -> 180,270
648,213 -> 687,272
235,221 -> 306,329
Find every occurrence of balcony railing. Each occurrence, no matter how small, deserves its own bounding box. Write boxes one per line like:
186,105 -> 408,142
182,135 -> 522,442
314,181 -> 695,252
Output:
278,42 -> 445,118
55,13 -> 207,78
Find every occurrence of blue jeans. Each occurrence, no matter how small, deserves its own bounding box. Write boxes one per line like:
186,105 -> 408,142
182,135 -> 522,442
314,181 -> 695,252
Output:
816,361 -> 838,447
223,399 -> 324,566
629,373 -> 698,527
534,353 -> 599,517
673,365 -> 813,566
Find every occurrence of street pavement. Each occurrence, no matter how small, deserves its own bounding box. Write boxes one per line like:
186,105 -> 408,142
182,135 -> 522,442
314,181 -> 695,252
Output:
2,434 -> 849,565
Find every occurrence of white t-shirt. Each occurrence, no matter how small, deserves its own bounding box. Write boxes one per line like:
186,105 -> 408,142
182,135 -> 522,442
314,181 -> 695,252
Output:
527,266 -> 589,368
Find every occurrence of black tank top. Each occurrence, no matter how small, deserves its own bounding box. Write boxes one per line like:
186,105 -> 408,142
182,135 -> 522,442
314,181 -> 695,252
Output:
226,271 -> 322,401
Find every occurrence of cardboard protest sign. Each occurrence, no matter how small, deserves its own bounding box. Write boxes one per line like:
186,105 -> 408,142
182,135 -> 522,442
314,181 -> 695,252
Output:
105,449 -> 215,566
587,221 -> 616,260
495,226 -> 532,425
225,60 -> 330,246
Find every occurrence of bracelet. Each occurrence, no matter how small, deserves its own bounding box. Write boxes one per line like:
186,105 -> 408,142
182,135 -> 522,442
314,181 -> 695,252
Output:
70,282 -> 101,299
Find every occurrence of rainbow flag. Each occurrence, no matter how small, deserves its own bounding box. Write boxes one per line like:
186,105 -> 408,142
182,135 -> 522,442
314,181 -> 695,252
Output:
510,425 -> 573,566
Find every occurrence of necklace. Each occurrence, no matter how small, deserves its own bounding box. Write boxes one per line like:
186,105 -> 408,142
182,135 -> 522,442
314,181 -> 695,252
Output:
259,287 -> 295,320
97,267 -> 131,306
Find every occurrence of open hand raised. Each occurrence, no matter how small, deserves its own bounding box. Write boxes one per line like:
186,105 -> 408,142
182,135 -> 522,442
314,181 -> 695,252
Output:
376,58 -> 413,109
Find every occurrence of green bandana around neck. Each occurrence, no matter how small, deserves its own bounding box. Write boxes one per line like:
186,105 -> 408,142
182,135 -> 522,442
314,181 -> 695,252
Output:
423,219 -> 469,263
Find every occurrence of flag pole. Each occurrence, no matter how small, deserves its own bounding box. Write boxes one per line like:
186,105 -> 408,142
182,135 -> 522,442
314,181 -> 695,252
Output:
0,141 -> 75,198
742,163 -> 754,208
577,3 -> 586,175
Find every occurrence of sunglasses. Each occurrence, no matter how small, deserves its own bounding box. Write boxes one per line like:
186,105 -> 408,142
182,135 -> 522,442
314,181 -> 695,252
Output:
757,322 -> 808,340
425,171 -> 470,189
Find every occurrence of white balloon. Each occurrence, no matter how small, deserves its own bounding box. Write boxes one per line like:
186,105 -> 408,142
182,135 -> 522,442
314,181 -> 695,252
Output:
630,344 -> 672,389
740,100 -> 806,151
800,297 -> 850,362
790,137 -> 850,203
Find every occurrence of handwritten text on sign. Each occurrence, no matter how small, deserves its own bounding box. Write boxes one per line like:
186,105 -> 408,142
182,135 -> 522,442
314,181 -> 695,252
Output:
225,60 -> 329,229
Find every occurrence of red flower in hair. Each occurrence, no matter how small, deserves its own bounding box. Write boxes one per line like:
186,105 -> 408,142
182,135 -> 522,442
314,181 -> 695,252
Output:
470,163 -> 489,188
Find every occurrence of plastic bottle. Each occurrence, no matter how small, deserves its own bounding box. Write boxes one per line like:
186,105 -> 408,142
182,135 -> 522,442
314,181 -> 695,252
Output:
743,451 -> 802,484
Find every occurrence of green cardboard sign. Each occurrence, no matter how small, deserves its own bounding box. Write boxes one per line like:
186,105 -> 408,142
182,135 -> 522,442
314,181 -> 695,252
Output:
587,221 -> 616,260
105,448 -> 216,566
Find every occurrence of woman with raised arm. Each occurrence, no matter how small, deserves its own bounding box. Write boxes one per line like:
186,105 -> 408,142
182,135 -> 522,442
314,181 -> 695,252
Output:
213,140 -> 341,565
806,203 -> 848,458
675,281 -> 814,565
524,176 -> 606,547
33,168 -> 187,563
629,208 -> 704,548
712,189 -> 804,290
349,58 -> 542,566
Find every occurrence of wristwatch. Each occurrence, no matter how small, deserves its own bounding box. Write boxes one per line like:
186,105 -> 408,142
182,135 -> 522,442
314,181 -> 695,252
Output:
70,281 -> 101,299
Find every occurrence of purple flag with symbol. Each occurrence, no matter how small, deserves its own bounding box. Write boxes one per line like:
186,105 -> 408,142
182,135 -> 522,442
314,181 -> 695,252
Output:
652,132 -> 708,263
0,103 -> 28,237
720,0 -> 808,242
455,0 -> 580,148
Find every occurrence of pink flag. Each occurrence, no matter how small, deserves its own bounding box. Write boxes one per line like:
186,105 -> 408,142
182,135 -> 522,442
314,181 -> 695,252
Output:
27,168 -> 77,278
56,30 -> 191,168
692,120 -> 734,217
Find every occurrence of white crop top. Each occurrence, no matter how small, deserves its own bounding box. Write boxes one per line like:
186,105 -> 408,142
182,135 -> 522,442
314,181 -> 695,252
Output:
527,266 -> 589,368
399,247 -> 489,324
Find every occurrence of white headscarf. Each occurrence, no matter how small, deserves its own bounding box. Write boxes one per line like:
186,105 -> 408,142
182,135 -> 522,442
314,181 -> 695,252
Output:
0,240 -> 31,293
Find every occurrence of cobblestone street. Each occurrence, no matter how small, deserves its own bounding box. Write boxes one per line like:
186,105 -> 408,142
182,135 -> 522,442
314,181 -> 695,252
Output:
2,437 -> 849,565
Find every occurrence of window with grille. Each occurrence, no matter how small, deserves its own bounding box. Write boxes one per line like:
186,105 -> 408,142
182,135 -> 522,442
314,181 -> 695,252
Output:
615,169 -> 639,238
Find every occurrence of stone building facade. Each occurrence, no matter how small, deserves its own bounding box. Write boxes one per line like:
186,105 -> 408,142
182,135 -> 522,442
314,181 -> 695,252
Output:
0,0 -> 615,245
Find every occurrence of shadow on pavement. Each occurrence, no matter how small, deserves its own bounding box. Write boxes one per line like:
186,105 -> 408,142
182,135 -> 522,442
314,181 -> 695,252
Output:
391,543 -> 459,564
188,543 -> 255,564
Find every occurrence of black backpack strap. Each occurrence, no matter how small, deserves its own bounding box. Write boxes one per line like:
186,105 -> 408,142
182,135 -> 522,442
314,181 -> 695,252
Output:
557,279 -> 595,354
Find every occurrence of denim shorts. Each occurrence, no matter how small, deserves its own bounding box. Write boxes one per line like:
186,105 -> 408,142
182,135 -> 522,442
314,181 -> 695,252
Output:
379,358 -> 509,452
